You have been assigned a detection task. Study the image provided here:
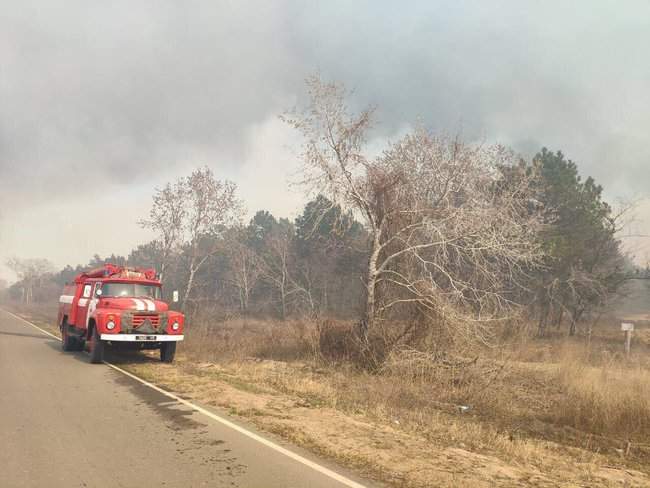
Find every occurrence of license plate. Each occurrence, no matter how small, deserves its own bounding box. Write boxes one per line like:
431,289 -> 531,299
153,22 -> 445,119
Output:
135,335 -> 157,341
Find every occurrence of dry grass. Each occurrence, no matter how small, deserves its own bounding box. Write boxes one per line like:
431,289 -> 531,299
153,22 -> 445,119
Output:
5,301 -> 650,486
555,358 -> 650,440
179,315 -> 650,468
182,316 -> 320,362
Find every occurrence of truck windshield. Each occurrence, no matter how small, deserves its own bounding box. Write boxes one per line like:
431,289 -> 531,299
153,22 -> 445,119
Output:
101,283 -> 162,299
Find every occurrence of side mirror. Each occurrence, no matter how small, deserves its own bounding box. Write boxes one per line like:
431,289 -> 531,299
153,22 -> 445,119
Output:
172,290 -> 179,303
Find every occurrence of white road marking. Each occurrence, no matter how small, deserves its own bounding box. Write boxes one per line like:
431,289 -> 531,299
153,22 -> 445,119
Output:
1,309 -> 368,488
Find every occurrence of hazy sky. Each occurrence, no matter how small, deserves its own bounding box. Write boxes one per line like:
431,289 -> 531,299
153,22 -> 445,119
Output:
2,1 -> 650,280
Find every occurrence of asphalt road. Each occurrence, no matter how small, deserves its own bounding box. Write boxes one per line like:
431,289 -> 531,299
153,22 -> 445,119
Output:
0,310 -> 371,488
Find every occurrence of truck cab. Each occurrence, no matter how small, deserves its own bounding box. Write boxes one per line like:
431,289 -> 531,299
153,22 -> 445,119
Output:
57,264 -> 184,363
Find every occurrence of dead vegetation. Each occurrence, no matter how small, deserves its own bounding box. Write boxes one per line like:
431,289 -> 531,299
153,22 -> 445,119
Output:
6,301 -> 650,486
175,314 -> 650,486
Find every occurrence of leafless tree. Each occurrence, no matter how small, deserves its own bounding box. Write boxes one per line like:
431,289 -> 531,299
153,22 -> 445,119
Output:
260,222 -> 301,320
181,167 -> 242,311
225,228 -> 263,314
143,167 -> 242,312
290,261 -> 318,317
6,257 -> 55,303
139,181 -> 186,280
284,77 -> 543,352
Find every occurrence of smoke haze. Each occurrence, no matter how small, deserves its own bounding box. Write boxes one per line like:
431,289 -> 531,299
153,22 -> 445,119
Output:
2,1 -> 650,278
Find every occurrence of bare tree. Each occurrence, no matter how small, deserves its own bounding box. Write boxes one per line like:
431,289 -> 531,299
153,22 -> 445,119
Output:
143,167 -> 242,312
260,220 -> 300,320
284,77 -> 543,353
6,257 -> 55,303
139,181 -> 186,280
181,167 -> 241,311
290,260 -> 318,317
225,228 -> 263,314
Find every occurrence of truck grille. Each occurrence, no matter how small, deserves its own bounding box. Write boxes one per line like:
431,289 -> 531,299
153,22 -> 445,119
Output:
132,313 -> 160,329
120,312 -> 168,334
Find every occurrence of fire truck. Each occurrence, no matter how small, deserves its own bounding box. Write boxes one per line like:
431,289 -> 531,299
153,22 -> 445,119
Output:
57,264 -> 184,363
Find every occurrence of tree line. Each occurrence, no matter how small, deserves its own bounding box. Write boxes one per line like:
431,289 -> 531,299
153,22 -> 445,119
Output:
2,77 -> 634,362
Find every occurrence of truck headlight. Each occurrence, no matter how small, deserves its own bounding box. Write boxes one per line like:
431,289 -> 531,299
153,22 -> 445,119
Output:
171,321 -> 180,331
106,320 -> 116,330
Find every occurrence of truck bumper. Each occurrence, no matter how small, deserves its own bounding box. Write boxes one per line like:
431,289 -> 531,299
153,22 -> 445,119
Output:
100,334 -> 184,342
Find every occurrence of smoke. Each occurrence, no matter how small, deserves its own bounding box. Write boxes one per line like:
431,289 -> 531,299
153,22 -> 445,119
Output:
1,0 -> 650,276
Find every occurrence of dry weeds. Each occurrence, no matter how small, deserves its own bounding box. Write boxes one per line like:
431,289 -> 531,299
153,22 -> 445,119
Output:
6,303 -> 650,487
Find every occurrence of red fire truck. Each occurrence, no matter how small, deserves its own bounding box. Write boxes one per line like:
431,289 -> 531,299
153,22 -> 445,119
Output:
57,264 -> 184,363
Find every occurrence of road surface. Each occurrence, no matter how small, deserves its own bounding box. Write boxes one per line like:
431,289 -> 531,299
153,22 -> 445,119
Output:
0,309 -> 372,488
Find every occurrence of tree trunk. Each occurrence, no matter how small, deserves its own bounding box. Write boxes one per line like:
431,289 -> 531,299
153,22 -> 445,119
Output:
362,231 -> 381,340
537,300 -> 549,337
555,308 -> 564,329
569,307 -> 583,336
243,286 -> 249,314
241,264 -> 249,313
280,285 -> 286,320
182,265 -> 196,313
280,255 -> 288,320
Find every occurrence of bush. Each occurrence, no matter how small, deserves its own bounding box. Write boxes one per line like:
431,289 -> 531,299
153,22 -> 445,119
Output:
318,319 -> 358,363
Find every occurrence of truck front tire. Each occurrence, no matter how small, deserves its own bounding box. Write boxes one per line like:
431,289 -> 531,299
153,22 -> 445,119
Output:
160,342 -> 176,363
62,322 -> 74,351
88,326 -> 105,364
62,321 -> 82,352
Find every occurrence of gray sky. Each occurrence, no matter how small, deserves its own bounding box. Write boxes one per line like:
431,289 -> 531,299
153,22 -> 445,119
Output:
2,1 -> 650,280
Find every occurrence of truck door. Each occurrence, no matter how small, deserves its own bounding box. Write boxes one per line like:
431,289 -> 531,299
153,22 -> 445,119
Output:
75,282 -> 93,329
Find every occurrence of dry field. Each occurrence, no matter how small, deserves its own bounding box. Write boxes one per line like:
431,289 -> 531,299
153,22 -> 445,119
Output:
7,301 -> 650,487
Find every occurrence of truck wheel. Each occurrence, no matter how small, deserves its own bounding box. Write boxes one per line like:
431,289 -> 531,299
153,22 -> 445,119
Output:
160,342 -> 176,363
88,326 -> 105,364
62,321 -> 77,352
